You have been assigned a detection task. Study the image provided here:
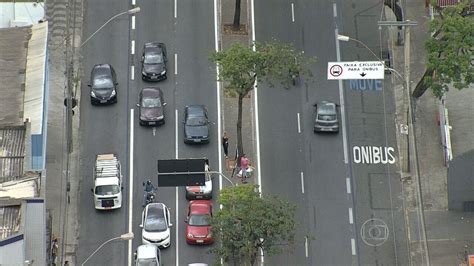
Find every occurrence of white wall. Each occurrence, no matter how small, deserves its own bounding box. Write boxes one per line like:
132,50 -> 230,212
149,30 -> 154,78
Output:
0,3 -> 45,28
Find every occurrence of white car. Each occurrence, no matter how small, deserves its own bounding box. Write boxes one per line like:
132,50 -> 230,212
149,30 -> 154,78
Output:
135,244 -> 161,266
140,203 -> 172,248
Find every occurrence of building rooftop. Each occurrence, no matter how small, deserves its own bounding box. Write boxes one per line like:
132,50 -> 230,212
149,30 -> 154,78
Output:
0,127 -> 26,183
0,26 -> 29,126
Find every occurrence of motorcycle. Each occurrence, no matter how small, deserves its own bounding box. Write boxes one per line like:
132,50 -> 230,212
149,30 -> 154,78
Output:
144,191 -> 156,205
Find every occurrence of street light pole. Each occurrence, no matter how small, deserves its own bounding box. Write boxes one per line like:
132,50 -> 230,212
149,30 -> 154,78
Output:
80,7 -> 140,48
81,232 -> 134,265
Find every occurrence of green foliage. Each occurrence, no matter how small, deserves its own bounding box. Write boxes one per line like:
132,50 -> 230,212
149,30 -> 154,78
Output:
424,0 -> 474,98
210,184 -> 297,265
210,41 -> 315,97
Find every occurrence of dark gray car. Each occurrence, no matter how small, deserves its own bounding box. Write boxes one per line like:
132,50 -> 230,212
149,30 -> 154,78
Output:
314,101 -> 339,133
137,87 -> 166,126
183,105 -> 210,144
88,64 -> 118,105
141,42 -> 167,81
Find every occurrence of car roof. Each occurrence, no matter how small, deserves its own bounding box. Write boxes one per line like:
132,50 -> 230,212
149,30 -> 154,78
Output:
92,64 -> 112,75
141,87 -> 163,97
137,244 -> 159,259
146,203 -> 165,218
189,200 -> 212,215
186,105 -> 206,116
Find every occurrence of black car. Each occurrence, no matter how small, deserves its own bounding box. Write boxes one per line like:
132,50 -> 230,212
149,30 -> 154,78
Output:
183,105 -> 210,144
314,101 -> 339,133
88,64 -> 118,105
141,42 -> 167,81
137,87 -> 166,126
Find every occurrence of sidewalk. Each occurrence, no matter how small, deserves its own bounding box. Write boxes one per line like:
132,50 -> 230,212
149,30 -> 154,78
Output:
219,0 -> 258,183
44,0 -> 82,264
390,1 -> 474,265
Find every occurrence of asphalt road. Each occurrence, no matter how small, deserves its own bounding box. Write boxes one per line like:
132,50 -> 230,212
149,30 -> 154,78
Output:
254,1 -> 353,265
77,0 -> 219,265
254,0 -> 409,265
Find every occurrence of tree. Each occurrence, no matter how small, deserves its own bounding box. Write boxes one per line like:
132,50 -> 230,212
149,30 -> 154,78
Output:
412,0 -> 474,99
210,184 -> 297,265
210,42 -> 314,158
233,0 -> 241,31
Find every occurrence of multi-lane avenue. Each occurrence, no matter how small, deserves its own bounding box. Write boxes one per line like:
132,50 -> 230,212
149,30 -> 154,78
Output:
77,0 -> 219,265
76,0 -> 409,265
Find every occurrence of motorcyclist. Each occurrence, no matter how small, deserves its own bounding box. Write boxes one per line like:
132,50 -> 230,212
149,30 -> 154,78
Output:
142,179 -> 157,207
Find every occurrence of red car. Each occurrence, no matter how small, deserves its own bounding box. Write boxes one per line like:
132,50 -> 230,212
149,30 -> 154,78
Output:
185,200 -> 214,245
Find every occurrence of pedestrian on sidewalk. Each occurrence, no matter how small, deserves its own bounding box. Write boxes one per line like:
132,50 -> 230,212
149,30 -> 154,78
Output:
222,131 -> 229,159
240,154 -> 250,183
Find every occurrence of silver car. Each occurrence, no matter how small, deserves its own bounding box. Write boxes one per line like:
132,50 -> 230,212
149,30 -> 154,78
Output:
314,101 -> 339,133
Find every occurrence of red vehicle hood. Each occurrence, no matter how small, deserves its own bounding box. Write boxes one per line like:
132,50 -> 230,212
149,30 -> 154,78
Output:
187,225 -> 211,237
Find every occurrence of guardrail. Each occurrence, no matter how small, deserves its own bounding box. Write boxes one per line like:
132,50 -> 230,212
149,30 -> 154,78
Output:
438,97 -> 453,166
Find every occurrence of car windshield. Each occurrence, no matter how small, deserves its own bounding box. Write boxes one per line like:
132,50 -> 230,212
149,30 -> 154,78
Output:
317,114 -> 336,121
188,214 -> 210,226
93,76 -> 113,89
145,214 -> 167,232
187,117 -> 207,126
145,53 -> 164,64
95,185 -> 120,195
142,97 -> 161,108
137,258 -> 158,266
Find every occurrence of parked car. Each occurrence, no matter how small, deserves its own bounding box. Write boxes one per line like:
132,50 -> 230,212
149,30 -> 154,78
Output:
137,87 -> 166,126
183,105 -> 210,144
141,42 -> 167,81
185,200 -> 214,245
135,244 -> 161,266
185,161 -> 212,200
140,203 -> 172,248
313,101 -> 339,133
88,64 -> 118,105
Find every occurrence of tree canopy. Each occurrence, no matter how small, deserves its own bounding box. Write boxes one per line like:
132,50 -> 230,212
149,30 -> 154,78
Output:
210,184 -> 297,265
210,41 -> 315,156
413,0 -> 474,98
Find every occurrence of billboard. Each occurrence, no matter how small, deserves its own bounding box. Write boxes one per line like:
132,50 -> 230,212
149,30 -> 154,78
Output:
157,158 -> 206,187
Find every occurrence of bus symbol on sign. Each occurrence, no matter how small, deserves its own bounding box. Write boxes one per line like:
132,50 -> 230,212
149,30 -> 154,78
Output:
330,65 -> 343,77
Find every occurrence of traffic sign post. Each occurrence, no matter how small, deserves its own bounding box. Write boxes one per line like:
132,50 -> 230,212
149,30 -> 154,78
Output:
328,61 -> 385,80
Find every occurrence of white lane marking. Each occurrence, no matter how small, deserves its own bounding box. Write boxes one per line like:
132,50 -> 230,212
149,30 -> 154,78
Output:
300,172 -> 304,194
174,53 -> 178,75
346,177 -> 351,194
250,0 -> 262,263
132,0 -> 136,6
291,3 -> 295,22
131,65 -> 135,81
297,112 -> 301,133
348,208 -> 353,224
174,0 -> 177,18
250,0 -> 261,195
131,40 -> 135,55
175,109 -> 179,266
131,15 -> 136,30
333,5 -> 349,164
152,127 -> 156,136
127,108 -> 135,266
351,238 -> 356,255
333,2 -> 337,17
175,187 -> 179,266
213,0 -> 223,192
304,236 -> 309,257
